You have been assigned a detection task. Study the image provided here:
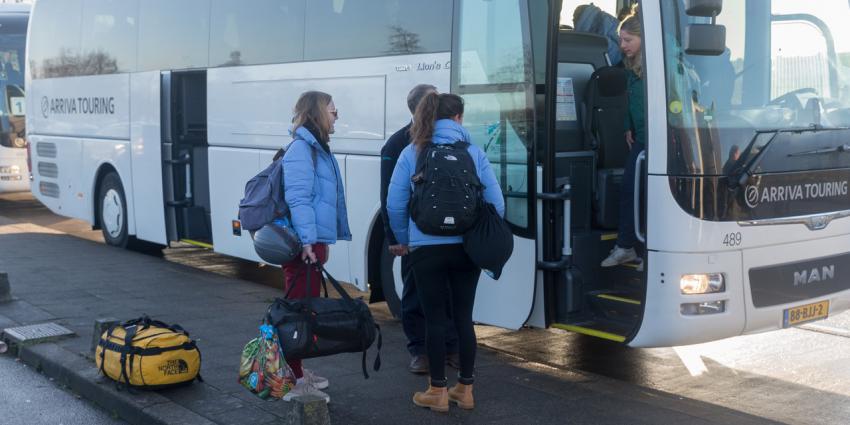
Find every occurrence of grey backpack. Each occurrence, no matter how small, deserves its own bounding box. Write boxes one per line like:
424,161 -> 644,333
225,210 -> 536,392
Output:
238,144 -> 315,232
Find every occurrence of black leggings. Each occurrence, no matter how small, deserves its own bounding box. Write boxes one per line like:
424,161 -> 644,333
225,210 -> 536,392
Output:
410,244 -> 481,387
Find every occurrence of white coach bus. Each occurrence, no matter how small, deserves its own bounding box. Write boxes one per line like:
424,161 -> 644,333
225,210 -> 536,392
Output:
0,4 -> 28,193
28,0 -> 850,347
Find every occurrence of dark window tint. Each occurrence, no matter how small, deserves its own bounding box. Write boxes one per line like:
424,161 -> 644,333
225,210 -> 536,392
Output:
304,0 -> 452,61
81,0 -> 139,74
0,15 -> 27,87
29,0 -> 83,79
0,15 -> 27,146
138,0 -> 210,71
210,0 -> 305,67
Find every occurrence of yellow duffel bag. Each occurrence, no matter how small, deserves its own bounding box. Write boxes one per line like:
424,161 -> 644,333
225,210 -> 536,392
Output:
95,316 -> 202,389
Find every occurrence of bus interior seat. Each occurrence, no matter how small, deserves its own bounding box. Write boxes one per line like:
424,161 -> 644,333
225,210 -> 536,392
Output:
555,31 -> 609,153
584,66 -> 628,229
554,32 -> 615,231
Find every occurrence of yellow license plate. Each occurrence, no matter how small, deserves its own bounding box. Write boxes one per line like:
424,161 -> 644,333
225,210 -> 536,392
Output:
783,300 -> 829,327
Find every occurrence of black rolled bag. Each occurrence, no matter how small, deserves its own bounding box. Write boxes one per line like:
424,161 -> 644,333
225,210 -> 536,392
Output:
252,222 -> 302,265
267,265 -> 382,378
463,202 -> 514,280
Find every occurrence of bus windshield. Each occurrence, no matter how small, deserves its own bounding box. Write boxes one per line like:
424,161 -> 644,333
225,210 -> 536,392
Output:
662,0 -> 850,176
0,14 -> 26,149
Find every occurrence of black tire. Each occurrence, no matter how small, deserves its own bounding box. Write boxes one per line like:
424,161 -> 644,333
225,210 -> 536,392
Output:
98,172 -> 129,248
380,239 -> 402,318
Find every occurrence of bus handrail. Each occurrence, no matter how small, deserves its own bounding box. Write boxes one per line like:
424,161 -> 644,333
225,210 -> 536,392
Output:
634,151 -> 646,244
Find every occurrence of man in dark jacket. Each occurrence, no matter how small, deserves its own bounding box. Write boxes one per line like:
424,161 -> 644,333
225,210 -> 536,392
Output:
380,84 -> 459,374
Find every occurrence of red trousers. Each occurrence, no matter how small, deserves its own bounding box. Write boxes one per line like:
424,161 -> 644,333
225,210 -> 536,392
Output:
282,243 -> 328,379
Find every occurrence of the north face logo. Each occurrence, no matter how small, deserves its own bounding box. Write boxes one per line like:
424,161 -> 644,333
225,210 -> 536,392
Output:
159,359 -> 189,375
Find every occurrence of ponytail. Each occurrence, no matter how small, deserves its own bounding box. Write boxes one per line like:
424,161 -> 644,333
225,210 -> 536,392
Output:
410,93 -> 465,152
410,92 -> 439,151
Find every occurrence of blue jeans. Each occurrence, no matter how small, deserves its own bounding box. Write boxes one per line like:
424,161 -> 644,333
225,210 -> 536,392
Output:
617,144 -> 644,249
401,254 -> 458,356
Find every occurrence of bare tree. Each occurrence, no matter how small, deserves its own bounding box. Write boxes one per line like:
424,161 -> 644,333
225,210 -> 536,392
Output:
386,25 -> 422,55
37,48 -> 118,78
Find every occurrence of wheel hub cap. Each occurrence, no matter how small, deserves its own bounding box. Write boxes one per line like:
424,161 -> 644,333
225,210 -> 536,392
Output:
102,189 -> 123,238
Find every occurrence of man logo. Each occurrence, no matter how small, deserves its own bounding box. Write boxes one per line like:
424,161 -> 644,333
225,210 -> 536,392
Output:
793,265 -> 835,286
745,185 -> 760,208
41,96 -> 49,119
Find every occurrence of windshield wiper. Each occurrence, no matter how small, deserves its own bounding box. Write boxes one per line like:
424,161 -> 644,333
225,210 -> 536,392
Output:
788,144 -> 850,157
727,127 -> 847,187
727,130 -> 778,188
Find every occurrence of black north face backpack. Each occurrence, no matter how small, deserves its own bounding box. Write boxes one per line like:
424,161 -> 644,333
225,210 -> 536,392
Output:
410,141 -> 483,236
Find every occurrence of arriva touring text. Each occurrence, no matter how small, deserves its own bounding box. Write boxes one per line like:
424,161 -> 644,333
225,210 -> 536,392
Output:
46,96 -> 115,115
756,181 -> 848,204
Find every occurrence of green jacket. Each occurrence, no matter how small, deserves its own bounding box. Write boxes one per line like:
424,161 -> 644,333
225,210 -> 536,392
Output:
625,70 -> 646,147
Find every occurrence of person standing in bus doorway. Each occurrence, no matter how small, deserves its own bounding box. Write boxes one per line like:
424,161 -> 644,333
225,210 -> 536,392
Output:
380,84 -> 461,375
387,93 -> 505,412
280,91 -> 351,404
602,10 -> 645,268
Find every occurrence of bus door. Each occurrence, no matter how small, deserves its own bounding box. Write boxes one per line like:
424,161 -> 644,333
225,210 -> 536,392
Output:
162,70 -> 213,246
451,0 -> 539,330
540,0 -> 647,343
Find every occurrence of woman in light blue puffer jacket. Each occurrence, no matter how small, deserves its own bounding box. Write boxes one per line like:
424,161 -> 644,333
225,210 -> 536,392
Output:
279,91 -> 350,404
387,93 -> 504,412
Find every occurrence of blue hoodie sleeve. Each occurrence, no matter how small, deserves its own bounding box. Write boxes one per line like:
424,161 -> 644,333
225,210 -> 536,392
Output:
283,139 -> 317,245
476,148 -> 506,218
387,146 -> 414,245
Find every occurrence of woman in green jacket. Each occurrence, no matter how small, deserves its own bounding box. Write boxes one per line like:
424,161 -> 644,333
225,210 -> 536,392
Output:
602,11 -> 645,267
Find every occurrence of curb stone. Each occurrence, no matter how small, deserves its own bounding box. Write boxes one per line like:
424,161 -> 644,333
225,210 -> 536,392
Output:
18,342 -> 215,425
15,340 -> 330,425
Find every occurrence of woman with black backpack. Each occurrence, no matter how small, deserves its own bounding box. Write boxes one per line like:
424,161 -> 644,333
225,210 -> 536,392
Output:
387,93 -> 505,412
280,90 -> 351,404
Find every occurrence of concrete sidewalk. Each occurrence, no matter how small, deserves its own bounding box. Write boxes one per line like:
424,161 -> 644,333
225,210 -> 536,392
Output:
0,217 -> 779,425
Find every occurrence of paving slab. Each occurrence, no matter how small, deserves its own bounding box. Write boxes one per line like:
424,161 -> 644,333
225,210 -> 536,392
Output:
0,219 -> 781,425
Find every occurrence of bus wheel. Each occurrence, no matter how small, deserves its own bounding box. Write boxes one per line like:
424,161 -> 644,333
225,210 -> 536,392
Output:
98,172 -> 129,248
379,239 -> 402,318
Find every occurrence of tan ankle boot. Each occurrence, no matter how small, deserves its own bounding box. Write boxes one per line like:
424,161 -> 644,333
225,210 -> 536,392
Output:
412,385 -> 449,412
448,383 -> 474,409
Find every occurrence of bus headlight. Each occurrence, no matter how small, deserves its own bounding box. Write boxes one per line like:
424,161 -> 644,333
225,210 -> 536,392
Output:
680,273 -> 725,294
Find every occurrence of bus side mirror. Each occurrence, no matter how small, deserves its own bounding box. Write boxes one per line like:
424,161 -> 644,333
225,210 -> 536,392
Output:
685,0 -> 722,17
685,24 -> 726,56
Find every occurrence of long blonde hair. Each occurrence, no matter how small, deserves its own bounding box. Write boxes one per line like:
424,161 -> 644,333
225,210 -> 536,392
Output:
292,91 -> 333,142
619,13 -> 643,79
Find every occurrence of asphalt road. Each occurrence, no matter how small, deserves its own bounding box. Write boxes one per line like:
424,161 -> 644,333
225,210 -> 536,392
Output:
2,191 -> 850,424
0,353 -> 124,425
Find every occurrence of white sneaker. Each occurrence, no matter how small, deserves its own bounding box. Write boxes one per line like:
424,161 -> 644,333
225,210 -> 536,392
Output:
283,379 -> 330,404
601,246 -> 638,267
302,368 -> 329,390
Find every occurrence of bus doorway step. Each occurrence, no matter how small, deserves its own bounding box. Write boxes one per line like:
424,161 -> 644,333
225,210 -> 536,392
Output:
551,318 -> 632,343
587,290 -> 642,320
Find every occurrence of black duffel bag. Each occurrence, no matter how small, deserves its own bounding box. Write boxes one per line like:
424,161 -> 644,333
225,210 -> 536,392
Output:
463,202 -> 513,280
268,264 -> 381,378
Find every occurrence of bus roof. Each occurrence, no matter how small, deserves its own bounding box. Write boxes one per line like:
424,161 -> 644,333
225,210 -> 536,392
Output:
0,4 -> 30,15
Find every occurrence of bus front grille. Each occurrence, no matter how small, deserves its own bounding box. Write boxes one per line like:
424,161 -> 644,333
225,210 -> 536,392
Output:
36,142 -> 57,158
37,162 -> 58,178
39,181 -> 59,198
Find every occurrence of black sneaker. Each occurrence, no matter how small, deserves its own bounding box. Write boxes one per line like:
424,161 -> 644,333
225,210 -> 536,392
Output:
408,355 -> 429,374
